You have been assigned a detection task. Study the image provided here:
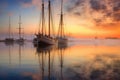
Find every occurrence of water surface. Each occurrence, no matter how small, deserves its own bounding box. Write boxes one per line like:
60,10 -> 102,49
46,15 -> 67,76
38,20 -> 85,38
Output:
0,39 -> 120,80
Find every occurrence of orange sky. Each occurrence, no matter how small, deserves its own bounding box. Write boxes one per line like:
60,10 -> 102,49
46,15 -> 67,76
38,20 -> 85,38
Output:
0,0 -> 120,38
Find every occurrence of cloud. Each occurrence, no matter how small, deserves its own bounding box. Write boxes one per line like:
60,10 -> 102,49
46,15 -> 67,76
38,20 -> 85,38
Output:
66,0 -> 86,17
111,0 -> 120,21
8,12 -> 13,16
74,12 -> 81,16
90,0 -> 120,21
66,0 -> 85,12
113,13 -> 120,21
66,0 -> 120,30
20,0 -> 41,9
93,0 -> 120,28
90,0 -> 107,12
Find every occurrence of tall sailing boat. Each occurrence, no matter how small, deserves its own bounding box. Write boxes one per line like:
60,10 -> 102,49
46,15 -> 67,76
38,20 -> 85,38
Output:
57,0 -> 68,44
34,0 -> 56,46
5,16 -> 14,43
16,15 -> 24,43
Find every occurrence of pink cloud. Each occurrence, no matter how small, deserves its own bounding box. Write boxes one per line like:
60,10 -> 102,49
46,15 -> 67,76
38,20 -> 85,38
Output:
8,12 -> 13,16
22,2 -> 32,8
21,0 -> 67,10
21,0 -> 42,9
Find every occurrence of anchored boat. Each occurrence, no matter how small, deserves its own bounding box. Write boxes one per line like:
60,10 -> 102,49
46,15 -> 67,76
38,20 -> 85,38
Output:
33,0 -> 56,46
5,16 -> 14,44
16,15 -> 24,44
57,0 -> 68,44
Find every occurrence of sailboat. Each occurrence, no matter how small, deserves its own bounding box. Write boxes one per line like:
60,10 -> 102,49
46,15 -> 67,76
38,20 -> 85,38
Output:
16,15 -> 24,43
5,16 -> 14,44
33,0 -> 56,46
57,0 -> 68,44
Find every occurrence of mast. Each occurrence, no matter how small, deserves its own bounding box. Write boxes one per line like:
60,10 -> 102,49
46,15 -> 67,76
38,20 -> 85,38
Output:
58,0 -> 64,38
48,0 -> 51,37
19,15 -> 22,39
9,16 -> 11,39
41,0 -> 45,35
61,0 -> 64,38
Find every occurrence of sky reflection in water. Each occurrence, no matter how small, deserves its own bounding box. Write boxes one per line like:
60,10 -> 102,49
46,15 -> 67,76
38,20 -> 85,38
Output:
0,39 -> 120,80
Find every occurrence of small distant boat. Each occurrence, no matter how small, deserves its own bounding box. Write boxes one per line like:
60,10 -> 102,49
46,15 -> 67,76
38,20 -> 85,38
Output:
95,36 -> 98,39
0,40 -> 4,42
16,15 -> 24,43
56,0 -> 68,44
33,0 -> 56,46
5,38 -> 14,42
5,16 -> 14,43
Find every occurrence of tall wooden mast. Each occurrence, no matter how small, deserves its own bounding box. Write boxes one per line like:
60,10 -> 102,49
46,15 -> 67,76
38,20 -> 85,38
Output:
41,0 -> 45,35
9,16 -> 11,39
19,15 -> 22,39
48,0 -> 51,37
58,0 -> 64,38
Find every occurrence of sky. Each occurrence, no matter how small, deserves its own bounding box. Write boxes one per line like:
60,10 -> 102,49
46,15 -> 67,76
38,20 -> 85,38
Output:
0,0 -> 120,38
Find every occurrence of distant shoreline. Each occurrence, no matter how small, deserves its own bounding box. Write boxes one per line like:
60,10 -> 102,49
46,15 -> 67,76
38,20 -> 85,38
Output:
104,36 -> 119,39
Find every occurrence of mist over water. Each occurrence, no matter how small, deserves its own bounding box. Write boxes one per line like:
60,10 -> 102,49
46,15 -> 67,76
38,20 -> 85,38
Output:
0,39 -> 120,80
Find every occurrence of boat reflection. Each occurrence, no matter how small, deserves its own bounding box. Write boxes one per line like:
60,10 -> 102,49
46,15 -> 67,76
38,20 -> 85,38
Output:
18,44 -> 22,66
8,45 -> 12,65
36,45 -> 56,80
4,41 -> 14,46
58,45 -> 66,80
7,42 -> 23,67
35,44 -> 68,80
4,38 -> 25,46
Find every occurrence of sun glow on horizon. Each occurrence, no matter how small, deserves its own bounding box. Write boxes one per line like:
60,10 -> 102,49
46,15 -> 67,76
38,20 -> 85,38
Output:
0,0 -> 120,38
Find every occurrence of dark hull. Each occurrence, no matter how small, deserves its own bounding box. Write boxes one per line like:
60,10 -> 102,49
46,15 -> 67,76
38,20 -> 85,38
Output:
34,40 -> 53,47
16,38 -> 24,42
5,38 -> 14,42
4,38 -> 14,45
34,40 -> 55,47
33,36 -> 56,47
15,38 -> 24,46
57,37 -> 68,44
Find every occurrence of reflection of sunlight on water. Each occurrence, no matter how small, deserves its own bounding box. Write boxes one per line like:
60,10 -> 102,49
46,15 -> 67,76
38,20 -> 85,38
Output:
0,39 -> 120,80
69,39 -> 120,46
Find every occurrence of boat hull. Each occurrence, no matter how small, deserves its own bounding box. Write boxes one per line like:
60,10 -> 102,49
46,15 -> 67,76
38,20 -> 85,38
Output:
15,38 -> 24,45
33,36 -> 56,47
5,38 -> 14,42
4,38 -> 14,45
57,38 -> 68,44
16,38 -> 24,42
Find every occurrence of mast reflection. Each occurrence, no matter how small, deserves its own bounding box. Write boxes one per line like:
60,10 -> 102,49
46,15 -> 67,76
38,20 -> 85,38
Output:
35,44 -> 68,80
36,45 -> 56,80
8,45 -> 12,65
37,47 -> 46,80
18,42 -> 24,67
58,44 -> 67,80
18,44 -> 22,66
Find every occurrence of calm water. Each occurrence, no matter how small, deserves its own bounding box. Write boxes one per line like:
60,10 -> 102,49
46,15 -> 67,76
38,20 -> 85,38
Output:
0,39 -> 120,80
